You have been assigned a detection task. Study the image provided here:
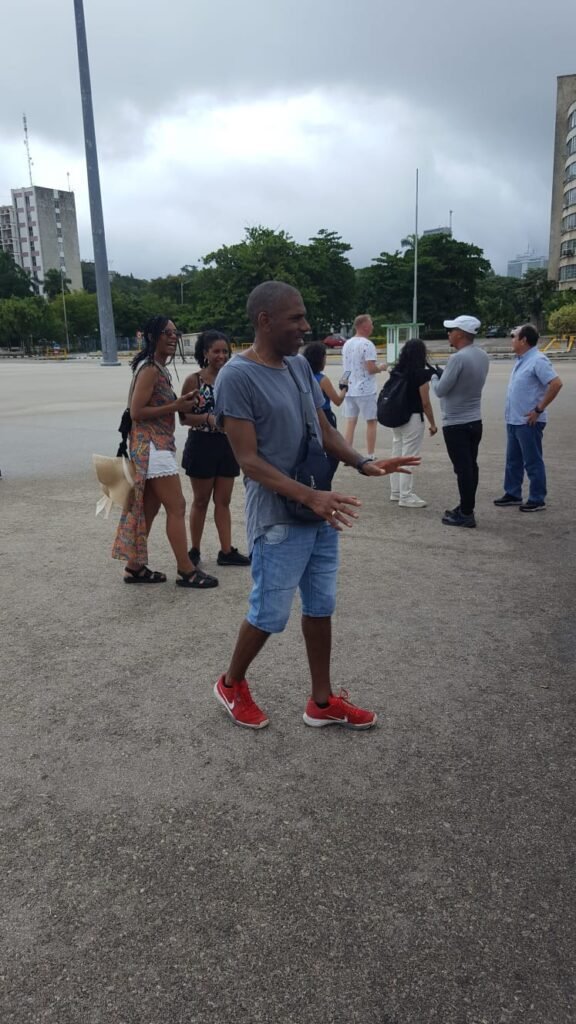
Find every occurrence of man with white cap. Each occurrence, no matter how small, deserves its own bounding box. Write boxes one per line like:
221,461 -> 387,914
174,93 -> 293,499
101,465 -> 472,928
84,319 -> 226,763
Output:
434,315 -> 489,527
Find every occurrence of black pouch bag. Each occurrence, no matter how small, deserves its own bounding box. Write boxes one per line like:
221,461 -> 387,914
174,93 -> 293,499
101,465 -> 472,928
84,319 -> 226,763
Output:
283,359 -> 332,523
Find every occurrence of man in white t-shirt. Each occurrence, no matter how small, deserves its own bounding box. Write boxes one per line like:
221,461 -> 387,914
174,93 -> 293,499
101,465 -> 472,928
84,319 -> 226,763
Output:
342,314 -> 387,457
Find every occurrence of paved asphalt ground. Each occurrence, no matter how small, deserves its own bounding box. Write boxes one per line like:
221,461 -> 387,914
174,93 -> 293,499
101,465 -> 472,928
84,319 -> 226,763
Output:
1,357 -> 574,1024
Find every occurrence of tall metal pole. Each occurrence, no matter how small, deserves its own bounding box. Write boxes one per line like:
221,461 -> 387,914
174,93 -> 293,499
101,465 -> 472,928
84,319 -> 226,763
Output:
412,168 -> 419,329
72,0 -> 119,366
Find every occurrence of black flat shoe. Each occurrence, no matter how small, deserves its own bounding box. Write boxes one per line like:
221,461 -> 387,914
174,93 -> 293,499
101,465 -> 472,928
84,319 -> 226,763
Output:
217,547 -> 251,566
176,568 -> 219,589
188,547 -> 201,567
124,565 -> 167,584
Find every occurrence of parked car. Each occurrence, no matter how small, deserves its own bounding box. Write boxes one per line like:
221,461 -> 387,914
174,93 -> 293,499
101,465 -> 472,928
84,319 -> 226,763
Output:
486,325 -> 508,338
323,334 -> 346,349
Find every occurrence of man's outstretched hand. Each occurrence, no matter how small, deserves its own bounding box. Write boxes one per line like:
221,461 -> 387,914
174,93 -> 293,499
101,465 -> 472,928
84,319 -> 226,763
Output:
362,455 -> 421,477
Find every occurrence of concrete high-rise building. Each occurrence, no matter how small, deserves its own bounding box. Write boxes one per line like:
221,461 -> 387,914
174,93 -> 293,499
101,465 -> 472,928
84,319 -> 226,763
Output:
0,186 -> 82,294
507,250 -> 548,278
548,74 -> 576,290
0,204 -> 21,265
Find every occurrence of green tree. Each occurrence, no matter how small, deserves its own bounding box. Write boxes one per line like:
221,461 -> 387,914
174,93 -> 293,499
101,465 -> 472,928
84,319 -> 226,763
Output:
42,268 -> 70,301
518,269 -> 557,331
547,304 -> 576,335
0,296 -> 61,348
299,230 -> 355,334
476,273 -> 524,329
81,260 -> 96,292
51,291 -> 99,341
0,249 -> 34,299
198,227 -> 304,334
358,234 -> 490,331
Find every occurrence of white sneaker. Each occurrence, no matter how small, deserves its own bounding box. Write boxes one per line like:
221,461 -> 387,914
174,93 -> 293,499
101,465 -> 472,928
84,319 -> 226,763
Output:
390,494 -> 400,502
399,494 -> 427,508
364,454 -> 376,462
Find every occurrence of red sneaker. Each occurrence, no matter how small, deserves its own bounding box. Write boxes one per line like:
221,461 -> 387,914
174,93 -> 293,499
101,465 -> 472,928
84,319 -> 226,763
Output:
303,689 -> 377,729
213,675 -> 269,729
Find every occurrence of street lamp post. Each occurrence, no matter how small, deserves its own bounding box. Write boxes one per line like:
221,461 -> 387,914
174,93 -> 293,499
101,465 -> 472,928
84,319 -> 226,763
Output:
72,0 -> 119,366
412,168 -> 419,328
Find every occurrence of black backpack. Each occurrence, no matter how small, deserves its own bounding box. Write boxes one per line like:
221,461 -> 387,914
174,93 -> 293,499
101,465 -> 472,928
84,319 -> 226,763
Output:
377,371 -> 411,427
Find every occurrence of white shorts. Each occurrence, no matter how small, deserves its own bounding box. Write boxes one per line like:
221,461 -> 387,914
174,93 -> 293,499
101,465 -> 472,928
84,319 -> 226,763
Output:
343,393 -> 378,421
146,442 -> 179,479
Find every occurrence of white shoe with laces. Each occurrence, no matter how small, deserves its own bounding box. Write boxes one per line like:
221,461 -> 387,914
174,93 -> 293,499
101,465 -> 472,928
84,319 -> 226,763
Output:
398,494 -> 427,508
390,494 -> 400,502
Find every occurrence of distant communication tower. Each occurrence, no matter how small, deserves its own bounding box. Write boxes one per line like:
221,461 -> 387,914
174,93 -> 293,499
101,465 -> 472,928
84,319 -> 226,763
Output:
23,113 -> 34,186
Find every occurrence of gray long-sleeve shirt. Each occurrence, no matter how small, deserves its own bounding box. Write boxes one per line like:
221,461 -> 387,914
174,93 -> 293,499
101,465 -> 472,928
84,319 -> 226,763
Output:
433,343 -> 490,425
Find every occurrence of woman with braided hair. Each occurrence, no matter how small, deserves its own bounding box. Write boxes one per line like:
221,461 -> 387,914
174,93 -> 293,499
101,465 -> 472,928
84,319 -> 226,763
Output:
112,315 -> 219,589
181,330 -> 250,568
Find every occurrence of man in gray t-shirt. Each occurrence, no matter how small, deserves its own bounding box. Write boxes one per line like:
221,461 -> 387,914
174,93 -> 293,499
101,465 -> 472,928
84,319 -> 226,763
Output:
215,351 -> 325,553
212,280 -> 420,732
434,315 -> 489,528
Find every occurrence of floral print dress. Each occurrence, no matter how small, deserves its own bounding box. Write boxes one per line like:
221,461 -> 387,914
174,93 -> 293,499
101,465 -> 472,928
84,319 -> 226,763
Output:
112,363 -> 176,565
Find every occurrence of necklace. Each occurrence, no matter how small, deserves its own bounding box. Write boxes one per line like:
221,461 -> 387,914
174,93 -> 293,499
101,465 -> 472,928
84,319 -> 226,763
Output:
247,346 -> 287,369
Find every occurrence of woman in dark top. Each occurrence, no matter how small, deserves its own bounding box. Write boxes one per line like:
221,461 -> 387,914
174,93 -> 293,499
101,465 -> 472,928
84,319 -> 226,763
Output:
387,338 -> 438,508
181,330 -> 250,568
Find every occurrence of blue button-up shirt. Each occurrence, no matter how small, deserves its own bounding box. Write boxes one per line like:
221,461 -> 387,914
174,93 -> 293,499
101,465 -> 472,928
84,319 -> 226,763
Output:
505,347 -> 558,425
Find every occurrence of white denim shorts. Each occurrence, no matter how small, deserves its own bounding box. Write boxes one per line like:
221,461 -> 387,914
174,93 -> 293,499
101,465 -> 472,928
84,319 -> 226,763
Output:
343,393 -> 378,421
146,442 -> 179,479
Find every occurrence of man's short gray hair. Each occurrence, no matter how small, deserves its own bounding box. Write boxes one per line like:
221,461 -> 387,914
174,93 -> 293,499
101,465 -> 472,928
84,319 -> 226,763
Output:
246,281 -> 301,327
354,313 -> 372,330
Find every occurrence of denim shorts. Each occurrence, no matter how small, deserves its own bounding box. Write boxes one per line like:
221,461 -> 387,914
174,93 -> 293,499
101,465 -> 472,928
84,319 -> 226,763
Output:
247,522 -> 339,634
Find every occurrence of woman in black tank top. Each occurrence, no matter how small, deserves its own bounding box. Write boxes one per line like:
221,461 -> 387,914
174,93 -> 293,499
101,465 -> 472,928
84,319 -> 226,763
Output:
180,330 -> 250,569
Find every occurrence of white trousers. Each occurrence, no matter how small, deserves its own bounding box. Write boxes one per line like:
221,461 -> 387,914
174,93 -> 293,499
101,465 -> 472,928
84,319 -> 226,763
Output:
389,414 -> 425,498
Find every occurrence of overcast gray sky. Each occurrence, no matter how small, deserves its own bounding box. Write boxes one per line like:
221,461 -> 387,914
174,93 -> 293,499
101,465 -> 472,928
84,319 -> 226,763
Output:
1,0 -> 574,278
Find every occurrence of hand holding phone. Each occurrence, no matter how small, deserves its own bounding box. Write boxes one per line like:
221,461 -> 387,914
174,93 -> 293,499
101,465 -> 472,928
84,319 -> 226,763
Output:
339,370 -> 351,389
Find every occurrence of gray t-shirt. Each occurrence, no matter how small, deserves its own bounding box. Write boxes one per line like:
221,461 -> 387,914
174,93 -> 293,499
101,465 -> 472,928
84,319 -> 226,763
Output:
214,353 -> 325,552
433,343 -> 490,426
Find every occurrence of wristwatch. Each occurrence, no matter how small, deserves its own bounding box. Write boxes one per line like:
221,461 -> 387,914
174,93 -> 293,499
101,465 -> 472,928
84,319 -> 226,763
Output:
534,406 -> 544,415
355,456 -> 373,474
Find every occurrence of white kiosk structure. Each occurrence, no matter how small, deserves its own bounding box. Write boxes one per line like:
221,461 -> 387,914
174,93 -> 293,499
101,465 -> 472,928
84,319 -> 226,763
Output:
381,323 -> 423,365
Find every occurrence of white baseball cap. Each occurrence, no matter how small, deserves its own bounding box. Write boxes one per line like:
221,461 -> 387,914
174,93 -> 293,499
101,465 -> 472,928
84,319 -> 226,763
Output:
443,315 -> 481,335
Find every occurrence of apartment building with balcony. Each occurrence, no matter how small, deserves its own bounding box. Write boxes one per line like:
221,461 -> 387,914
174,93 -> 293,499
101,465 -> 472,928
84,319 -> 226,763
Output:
0,186 -> 82,294
548,74 -> 576,290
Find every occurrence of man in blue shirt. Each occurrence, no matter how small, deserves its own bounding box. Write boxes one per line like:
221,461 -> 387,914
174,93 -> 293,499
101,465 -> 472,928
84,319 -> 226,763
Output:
213,281 -> 419,731
494,324 -> 563,512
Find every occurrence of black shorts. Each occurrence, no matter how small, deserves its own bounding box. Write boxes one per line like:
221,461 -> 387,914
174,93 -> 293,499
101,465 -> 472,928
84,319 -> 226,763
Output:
182,431 -> 240,479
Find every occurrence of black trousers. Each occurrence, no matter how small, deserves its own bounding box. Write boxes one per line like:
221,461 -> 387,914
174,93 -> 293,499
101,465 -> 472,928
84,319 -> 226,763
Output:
442,420 -> 483,515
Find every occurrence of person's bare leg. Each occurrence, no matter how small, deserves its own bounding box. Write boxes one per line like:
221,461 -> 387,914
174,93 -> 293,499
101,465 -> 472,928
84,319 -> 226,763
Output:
225,620 -> 270,685
301,615 -> 331,705
213,476 -> 234,553
344,417 -> 357,446
190,477 -> 214,550
126,484 -> 160,572
143,485 -> 161,535
149,475 -> 196,573
366,419 -> 377,457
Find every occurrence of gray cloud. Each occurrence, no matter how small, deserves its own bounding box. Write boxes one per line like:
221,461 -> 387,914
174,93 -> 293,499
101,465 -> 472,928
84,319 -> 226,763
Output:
1,0 -> 573,277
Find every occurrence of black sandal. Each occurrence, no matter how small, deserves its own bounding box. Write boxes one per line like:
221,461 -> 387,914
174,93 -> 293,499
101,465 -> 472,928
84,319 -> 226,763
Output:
176,568 -> 219,589
124,565 -> 167,584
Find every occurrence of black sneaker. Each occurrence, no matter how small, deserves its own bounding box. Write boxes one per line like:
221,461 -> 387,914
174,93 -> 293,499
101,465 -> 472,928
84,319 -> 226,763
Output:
188,547 -> 201,567
217,547 -> 251,566
494,494 -> 522,506
443,505 -> 461,517
519,500 -> 546,513
441,509 -> 476,528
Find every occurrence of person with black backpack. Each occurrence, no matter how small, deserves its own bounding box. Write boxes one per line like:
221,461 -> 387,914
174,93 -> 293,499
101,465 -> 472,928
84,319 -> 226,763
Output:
377,338 -> 438,507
